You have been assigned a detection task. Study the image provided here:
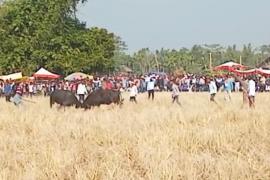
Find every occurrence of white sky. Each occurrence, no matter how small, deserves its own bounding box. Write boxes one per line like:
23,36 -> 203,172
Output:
78,0 -> 270,52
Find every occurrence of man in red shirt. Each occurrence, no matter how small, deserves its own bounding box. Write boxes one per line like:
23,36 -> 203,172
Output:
106,80 -> 113,90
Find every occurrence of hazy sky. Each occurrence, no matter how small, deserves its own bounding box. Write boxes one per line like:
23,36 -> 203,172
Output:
78,0 -> 270,52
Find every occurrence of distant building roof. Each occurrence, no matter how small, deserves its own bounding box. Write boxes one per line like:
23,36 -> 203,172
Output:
119,65 -> 133,73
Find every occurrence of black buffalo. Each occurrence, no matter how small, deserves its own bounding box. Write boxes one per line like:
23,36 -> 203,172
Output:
82,89 -> 123,109
50,90 -> 81,108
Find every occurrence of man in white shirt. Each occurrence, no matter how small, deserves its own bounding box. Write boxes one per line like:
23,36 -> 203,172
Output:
248,77 -> 256,108
209,78 -> 217,103
147,78 -> 155,100
77,81 -> 88,103
28,82 -> 34,98
129,82 -> 138,103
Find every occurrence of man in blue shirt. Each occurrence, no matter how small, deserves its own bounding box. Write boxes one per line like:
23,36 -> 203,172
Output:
4,81 -> 12,102
224,77 -> 233,101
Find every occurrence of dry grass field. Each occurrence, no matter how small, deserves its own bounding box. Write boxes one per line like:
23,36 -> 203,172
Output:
0,92 -> 270,180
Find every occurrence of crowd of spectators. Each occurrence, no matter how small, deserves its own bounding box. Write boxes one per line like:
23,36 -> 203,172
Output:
0,73 -> 270,103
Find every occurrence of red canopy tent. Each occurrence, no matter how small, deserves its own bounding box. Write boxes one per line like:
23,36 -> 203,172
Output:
214,61 -> 247,71
215,61 -> 270,77
33,68 -> 60,79
231,69 -> 257,76
231,68 -> 270,77
257,69 -> 270,77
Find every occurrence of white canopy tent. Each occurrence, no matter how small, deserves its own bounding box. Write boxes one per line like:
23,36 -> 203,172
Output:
33,68 -> 60,79
65,72 -> 93,81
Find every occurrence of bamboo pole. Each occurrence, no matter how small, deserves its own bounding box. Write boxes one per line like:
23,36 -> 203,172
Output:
209,53 -> 213,71
240,55 -> 242,65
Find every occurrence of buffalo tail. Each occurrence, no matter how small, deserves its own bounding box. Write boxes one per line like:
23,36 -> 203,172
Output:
50,95 -> 53,108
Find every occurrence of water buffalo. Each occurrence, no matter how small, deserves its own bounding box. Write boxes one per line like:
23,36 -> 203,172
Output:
50,90 -> 81,108
82,89 -> 123,109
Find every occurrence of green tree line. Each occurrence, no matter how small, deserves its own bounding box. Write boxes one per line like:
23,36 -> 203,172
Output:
115,44 -> 270,74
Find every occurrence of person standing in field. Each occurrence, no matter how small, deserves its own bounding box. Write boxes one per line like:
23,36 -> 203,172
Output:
4,81 -> 12,102
232,75 -> 249,108
147,78 -> 155,100
28,82 -> 34,98
11,82 -> 23,106
248,76 -> 256,108
209,78 -> 218,103
171,80 -> 181,106
129,82 -> 138,103
224,77 -> 233,101
235,80 -> 240,92
77,81 -> 88,103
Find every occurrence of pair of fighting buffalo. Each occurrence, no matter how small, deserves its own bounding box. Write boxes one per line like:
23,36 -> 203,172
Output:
50,89 -> 124,109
